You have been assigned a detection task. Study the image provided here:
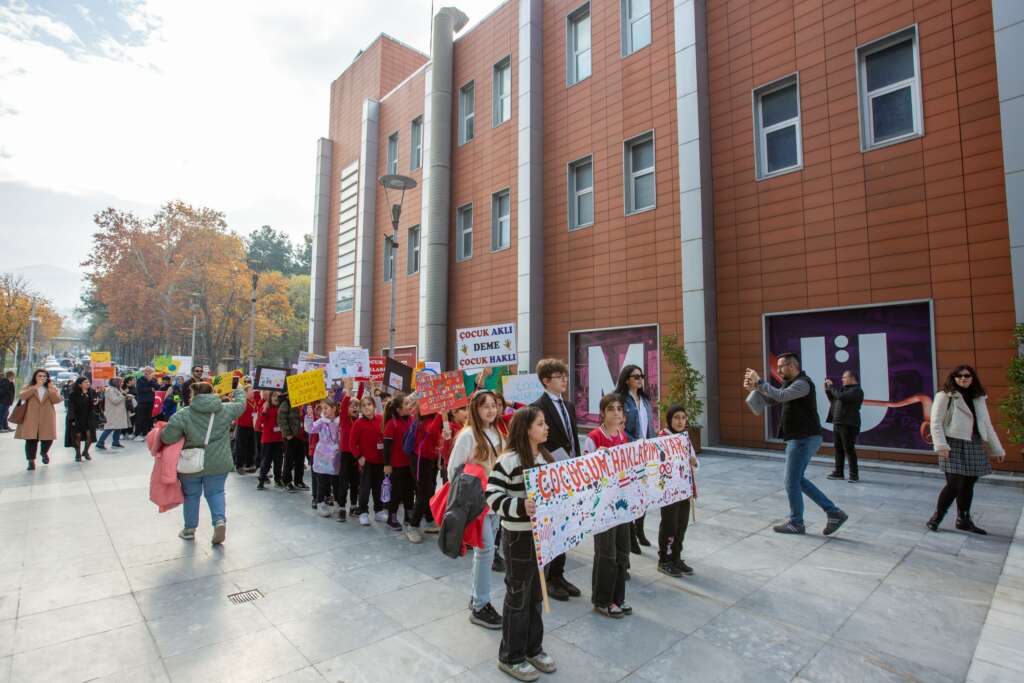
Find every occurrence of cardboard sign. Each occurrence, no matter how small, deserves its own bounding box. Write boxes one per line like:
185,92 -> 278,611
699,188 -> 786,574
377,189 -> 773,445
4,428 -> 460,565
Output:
170,355 -> 192,376
286,369 -> 328,407
328,347 -> 371,380
296,351 -> 328,374
91,363 -> 115,381
212,370 -> 241,396
362,356 -> 387,382
413,360 -> 442,389
456,323 -> 517,370
417,371 -> 469,415
383,357 -> 413,395
524,434 -> 696,568
152,355 -> 174,374
382,345 -> 418,368
254,366 -> 289,391
90,351 -> 111,363
502,373 -> 544,405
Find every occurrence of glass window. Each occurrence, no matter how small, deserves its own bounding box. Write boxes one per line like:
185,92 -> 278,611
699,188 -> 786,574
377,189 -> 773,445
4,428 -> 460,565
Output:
621,0 -> 651,56
493,57 -> 512,126
383,238 -> 395,282
335,161 -> 359,312
410,117 -> 422,171
624,133 -> 655,214
386,132 -> 398,175
857,28 -> 922,149
459,82 -> 475,144
753,76 -> 802,179
407,225 -> 420,274
456,204 -> 473,261
567,4 -> 591,85
491,190 -> 511,250
568,155 -> 594,230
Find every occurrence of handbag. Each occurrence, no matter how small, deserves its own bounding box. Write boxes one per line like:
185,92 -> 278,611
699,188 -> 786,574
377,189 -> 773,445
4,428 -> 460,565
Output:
177,414 -> 216,474
9,400 -> 27,425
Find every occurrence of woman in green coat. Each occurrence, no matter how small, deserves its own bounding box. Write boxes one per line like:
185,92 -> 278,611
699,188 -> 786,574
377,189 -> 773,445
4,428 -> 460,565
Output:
161,382 -> 246,544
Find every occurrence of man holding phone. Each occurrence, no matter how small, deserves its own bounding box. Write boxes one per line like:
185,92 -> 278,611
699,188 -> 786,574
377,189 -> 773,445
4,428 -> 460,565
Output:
825,371 -> 864,482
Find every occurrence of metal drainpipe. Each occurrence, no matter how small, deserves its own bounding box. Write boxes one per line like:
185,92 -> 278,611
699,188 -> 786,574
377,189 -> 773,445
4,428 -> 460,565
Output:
419,6 -> 468,368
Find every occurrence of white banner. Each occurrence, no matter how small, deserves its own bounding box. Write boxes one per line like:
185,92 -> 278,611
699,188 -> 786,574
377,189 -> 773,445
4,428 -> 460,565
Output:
328,347 -> 371,380
501,373 -> 544,405
455,323 -> 517,371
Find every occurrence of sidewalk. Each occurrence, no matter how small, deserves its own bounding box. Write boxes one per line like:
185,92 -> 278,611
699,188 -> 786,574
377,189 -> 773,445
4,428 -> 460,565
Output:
0,425 -> 1021,682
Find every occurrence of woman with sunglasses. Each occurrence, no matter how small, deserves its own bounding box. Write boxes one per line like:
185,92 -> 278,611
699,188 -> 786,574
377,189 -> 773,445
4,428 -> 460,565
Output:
614,365 -> 656,552
928,365 -> 1005,534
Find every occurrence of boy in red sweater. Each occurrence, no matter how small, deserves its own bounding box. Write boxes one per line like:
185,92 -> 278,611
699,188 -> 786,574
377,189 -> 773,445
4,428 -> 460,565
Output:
350,395 -> 384,526
256,392 -> 284,490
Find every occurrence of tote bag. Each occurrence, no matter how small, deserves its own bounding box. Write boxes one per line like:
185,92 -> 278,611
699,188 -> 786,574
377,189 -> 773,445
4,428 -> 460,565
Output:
177,414 -> 216,474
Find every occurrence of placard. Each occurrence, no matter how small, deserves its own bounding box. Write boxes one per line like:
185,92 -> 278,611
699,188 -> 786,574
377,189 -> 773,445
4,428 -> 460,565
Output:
170,355 -> 192,376
254,366 -> 289,391
417,371 -> 469,414
362,356 -> 386,382
328,347 -> 371,380
502,373 -> 544,405
90,351 -> 111,363
455,323 -> 517,370
91,363 -> 115,381
212,370 -> 241,396
152,354 -> 174,374
524,434 -> 695,568
285,369 -> 328,407
296,351 -> 328,374
383,357 -> 413,394
382,345 -> 417,368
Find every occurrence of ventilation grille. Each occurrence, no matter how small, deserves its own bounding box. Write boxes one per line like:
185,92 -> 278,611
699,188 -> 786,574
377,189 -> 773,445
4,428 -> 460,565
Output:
227,589 -> 263,605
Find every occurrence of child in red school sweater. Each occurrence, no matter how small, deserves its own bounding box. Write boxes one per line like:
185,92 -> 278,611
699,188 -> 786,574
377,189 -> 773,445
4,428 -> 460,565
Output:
338,379 -> 362,515
582,393 -> 633,619
406,407 -> 447,541
350,395 -> 384,526
256,392 -> 284,490
382,393 -> 416,535
656,405 -> 699,578
233,386 -> 260,474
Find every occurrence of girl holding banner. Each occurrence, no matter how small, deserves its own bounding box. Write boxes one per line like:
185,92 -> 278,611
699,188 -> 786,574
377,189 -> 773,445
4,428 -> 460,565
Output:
486,406 -> 557,681
656,406 -> 699,577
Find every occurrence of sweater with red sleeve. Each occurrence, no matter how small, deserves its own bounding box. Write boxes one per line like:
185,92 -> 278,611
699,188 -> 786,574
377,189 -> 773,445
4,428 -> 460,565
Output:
382,415 -> 412,468
582,426 -> 628,454
338,394 -> 355,455
416,414 -> 443,462
235,394 -> 259,429
257,404 -> 283,444
349,414 -> 384,464
252,394 -> 265,435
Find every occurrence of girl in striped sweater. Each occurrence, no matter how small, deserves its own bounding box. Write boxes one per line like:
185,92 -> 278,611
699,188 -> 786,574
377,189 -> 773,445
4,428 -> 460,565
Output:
486,406 -> 557,682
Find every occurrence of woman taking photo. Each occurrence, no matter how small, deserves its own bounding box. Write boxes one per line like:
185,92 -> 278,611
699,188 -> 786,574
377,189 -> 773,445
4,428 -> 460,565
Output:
96,377 -> 130,450
928,365 -> 1005,534
615,364 -> 656,551
14,369 -> 62,470
65,377 -> 100,462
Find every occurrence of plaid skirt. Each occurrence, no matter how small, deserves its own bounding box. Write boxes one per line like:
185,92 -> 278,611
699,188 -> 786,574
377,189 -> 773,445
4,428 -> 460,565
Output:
938,436 -> 991,477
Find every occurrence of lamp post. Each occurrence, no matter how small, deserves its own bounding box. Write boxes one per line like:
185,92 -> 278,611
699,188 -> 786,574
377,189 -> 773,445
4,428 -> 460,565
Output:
189,292 -> 201,359
27,298 -> 38,372
378,174 -> 417,360
246,264 -> 261,377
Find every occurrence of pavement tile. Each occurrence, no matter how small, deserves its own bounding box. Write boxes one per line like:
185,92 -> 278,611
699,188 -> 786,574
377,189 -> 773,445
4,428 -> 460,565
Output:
633,634 -> 792,683
11,593 -> 143,655
694,606 -> 828,675
162,625 -> 308,682
315,631 -> 465,682
10,622 -> 161,681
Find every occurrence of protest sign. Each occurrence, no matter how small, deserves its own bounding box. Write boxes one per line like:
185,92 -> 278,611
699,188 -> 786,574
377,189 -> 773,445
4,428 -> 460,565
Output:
417,371 -> 469,414
456,323 -> 517,370
254,366 -> 288,391
91,363 -> 115,381
523,434 -> 695,568
502,373 -> 544,405
383,357 -> 413,394
170,355 -> 192,376
413,360 -> 442,389
152,355 -> 174,374
360,356 -> 386,382
328,347 -> 371,380
286,369 -> 328,407
296,351 -> 328,374
212,370 -> 241,396
90,351 -> 111,363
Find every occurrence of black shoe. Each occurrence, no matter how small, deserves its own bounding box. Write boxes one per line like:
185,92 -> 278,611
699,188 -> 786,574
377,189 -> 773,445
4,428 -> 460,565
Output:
491,555 -> 506,573
75,456 -> 82,462
274,480 -> 285,489
95,445 -> 107,451
657,561 -> 682,577
545,579 -> 569,601
558,577 -> 581,597
83,451 -> 91,461
773,521 -> 806,534
296,482 -> 310,491
386,516 -> 403,531
337,510 -> 347,523
956,513 -> 987,535
27,460 -> 35,471
630,535 -> 642,555
42,454 -> 49,464
826,472 -> 844,480
926,510 -> 945,531
286,483 -> 297,493
848,475 -> 860,483
636,531 -> 651,547
675,559 -> 694,575
823,510 -> 848,536
469,603 -> 503,629
257,481 -> 266,491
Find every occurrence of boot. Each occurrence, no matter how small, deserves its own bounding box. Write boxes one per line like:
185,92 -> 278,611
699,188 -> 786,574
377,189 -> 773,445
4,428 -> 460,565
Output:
956,512 -> 987,535
27,460 -> 35,471
634,516 -> 651,547
926,509 -> 945,532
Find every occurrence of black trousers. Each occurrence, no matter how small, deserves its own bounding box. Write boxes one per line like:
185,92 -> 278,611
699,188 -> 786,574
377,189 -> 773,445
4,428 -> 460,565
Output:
24,439 -> 53,461
259,442 -> 284,483
409,457 -> 438,527
281,439 -> 306,485
833,425 -> 860,477
658,498 -> 691,564
313,472 -> 342,504
134,402 -> 154,436
341,452 -> 360,506
358,462 -> 385,514
233,426 -> 257,469
936,472 -> 978,515
592,522 -> 630,607
546,553 -> 567,581
387,465 -> 414,519
499,530 -> 544,665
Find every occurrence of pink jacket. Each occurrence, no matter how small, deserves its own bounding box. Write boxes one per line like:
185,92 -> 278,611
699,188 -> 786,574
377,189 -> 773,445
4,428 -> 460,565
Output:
147,422 -> 184,512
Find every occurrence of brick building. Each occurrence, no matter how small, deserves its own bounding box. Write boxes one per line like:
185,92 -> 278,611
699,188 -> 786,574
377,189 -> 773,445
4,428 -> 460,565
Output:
308,0 -> 1024,470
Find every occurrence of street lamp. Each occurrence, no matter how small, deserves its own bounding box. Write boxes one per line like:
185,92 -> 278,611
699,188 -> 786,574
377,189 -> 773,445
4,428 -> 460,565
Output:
189,292 -> 201,359
379,174 -> 417,360
246,258 -> 262,376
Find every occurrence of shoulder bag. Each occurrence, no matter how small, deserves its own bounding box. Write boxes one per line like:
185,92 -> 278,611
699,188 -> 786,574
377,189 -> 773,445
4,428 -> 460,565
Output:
177,413 -> 216,474
9,400 -> 27,425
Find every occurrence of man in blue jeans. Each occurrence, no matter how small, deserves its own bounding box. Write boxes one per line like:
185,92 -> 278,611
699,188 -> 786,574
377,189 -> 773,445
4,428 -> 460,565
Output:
745,352 -> 848,536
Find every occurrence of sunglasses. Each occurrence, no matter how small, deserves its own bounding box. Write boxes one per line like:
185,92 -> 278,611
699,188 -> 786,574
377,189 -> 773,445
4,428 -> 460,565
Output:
955,373 -> 973,379
630,373 -> 645,380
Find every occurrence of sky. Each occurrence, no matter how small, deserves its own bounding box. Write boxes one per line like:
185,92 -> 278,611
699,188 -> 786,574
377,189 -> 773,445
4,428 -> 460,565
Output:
0,0 -> 503,313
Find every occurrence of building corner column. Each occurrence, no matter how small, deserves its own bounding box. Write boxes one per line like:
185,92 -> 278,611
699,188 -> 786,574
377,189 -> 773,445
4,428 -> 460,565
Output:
354,99 -> 380,349
308,137 -> 332,355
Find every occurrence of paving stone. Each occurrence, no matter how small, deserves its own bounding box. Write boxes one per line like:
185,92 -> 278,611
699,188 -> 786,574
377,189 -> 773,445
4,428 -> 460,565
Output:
315,631 -> 464,682
633,634 -> 791,683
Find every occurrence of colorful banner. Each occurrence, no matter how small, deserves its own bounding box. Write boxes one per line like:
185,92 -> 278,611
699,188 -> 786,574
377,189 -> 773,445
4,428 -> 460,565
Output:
570,325 -> 660,429
286,369 -> 328,407
328,347 -> 371,380
501,373 -> 544,405
524,433 -> 695,568
764,301 -> 936,451
90,351 -> 111,363
296,351 -> 327,374
170,355 -> 192,376
456,323 -> 517,370
363,357 -> 386,382
91,362 -> 115,380
212,370 -> 241,396
417,371 -> 469,414
152,354 -> 174,374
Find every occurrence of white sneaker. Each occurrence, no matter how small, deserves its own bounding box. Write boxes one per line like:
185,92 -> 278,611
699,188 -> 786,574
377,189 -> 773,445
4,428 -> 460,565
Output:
359,513 -> 370,526
498,660 -> 540,682
423,521 -> 440,534
318,502 -> 332,517
374,510 -> 388,523
526,652 -> 557,674
211,520 -> 226,545
405,527 -> 423,544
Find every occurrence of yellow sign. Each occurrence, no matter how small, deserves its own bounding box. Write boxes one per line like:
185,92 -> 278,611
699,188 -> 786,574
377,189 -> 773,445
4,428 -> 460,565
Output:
212,370 -> 240,396
90,352 -> 111,363
153,355 -> 173,373
286,369 -> 327,407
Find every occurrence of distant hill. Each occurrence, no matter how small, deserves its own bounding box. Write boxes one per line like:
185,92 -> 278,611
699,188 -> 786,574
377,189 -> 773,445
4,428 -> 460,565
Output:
3,264 -> 86,322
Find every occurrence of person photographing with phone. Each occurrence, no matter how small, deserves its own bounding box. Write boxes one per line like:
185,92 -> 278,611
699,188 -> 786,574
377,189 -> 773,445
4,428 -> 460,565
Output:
824,371 -> 864,482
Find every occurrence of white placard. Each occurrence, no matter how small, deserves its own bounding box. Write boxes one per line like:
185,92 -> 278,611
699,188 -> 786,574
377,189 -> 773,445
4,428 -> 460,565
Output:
501,373 -> 544,405
455,323 -> 517,371
328,347 -> 371,380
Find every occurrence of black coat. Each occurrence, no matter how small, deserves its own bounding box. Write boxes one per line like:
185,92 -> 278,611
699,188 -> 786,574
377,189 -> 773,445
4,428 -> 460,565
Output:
437,463 -> 487,558
65,388 -> 99,445
0,377 -> 14,404
825,383 -> 864,429
531,392 -> 581,459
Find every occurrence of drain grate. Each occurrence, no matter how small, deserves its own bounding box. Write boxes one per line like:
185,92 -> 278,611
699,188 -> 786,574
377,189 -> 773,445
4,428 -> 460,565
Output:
227,589 -> 263,605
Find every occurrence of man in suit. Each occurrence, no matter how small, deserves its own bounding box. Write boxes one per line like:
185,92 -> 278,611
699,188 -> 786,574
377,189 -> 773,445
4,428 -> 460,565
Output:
825,370 -> 865,482
530,358 -> 583,602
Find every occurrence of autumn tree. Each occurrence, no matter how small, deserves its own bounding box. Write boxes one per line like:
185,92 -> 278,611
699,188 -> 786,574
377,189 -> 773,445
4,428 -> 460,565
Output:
0,274 -> 63,372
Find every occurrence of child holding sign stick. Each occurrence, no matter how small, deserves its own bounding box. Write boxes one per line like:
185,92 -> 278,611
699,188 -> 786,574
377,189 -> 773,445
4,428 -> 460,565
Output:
486,406 -> 557,682
256,392 -> 284,490
382,393 -> 416,534
656,406 -> 699,577
583,393 -> 632,619
351,395 -> 385,526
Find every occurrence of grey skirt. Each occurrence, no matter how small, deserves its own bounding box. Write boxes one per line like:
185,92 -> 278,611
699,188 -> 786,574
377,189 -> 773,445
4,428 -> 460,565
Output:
938,436 -> 991,477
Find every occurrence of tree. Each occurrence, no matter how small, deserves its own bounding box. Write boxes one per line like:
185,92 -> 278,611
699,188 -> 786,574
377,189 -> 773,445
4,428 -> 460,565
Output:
246,225 -> 293,274
259,274 -> 309,366
0,274 -> 63,372
659,334 -> 704,427
1002,324 -> 1024,445
291,233 -> 312,275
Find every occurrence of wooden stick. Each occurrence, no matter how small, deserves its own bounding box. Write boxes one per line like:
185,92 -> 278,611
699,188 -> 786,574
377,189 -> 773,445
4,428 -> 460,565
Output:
538,566 -> 551,614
